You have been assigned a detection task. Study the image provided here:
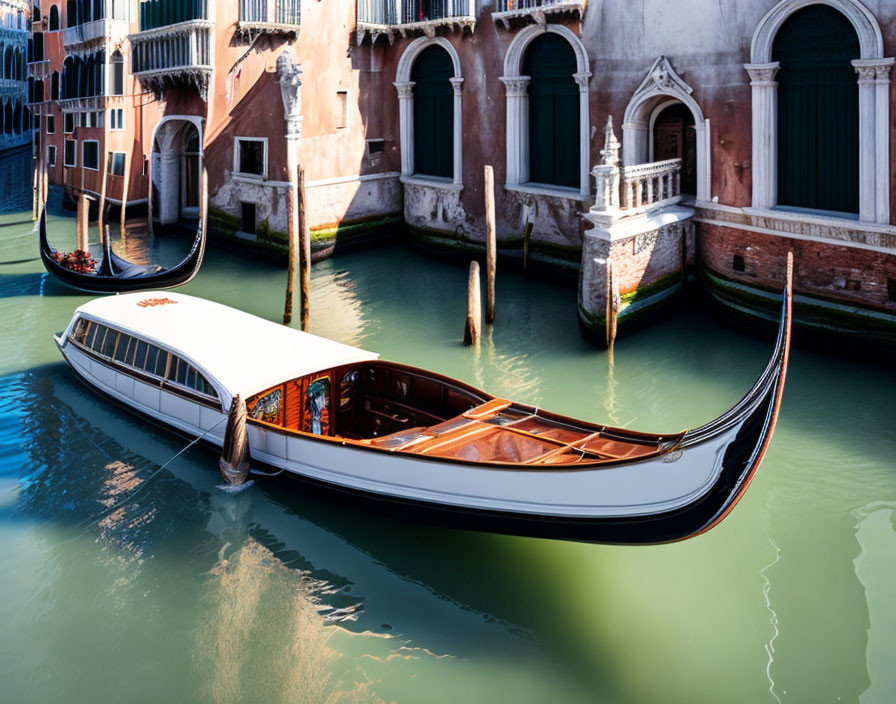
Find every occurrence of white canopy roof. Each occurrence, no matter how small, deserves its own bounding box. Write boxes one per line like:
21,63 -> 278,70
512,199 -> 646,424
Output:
71,291 -> 379,402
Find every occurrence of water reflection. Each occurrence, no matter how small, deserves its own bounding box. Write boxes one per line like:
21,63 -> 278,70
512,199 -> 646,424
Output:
853,503 -> 896,703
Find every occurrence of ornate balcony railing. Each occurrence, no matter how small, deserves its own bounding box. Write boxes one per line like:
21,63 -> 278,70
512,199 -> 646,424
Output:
129,20 -> 213,99
57,95 -> 126,113
62,18 -> 129,51
238,0 -> 300,35
138,0 -> 208,31
619,159 -> 682,211
492,0 -> 584,29
356,0 -> 475,44
27,59 -> 51,80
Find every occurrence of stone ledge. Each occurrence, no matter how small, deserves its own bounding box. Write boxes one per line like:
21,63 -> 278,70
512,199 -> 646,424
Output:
492,1 -> 585,30
695,202 -> 896,255
355,16 -> 476,44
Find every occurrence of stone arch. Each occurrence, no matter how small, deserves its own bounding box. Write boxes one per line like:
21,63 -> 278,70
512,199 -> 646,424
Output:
500,24 -> 591,197
149,116 -> 204,225
621,56 -> 711,201
394,36 -> 464,186
745,0 -> 892,222
750,0 -> 882,63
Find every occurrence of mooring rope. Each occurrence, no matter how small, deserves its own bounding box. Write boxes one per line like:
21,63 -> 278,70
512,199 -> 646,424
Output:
77,417 -> 228,528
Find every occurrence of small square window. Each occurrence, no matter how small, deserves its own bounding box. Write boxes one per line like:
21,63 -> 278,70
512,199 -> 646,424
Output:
64,140 -> 76,167
82,141 -> 99,170
732,254 -> 745,272
235,138 -> 266,178
47,145 -> 56,167
241,202 -> 257,235
366,138 -> 385,156
110,151 -> 126,176
46,115 -> 55,134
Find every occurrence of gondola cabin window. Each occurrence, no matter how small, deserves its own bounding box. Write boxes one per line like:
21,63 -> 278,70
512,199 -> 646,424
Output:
248,372 -> 334,436
68,318 -> 218,402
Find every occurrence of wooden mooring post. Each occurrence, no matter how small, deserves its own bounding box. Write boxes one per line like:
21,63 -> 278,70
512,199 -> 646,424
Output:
76,192 -> 89,252
484,165 -> 497,324
606,260 -> 619,349
98,152 -> 109,243
120,154 -> 130,240
464,260 -> 482,346
284,166 -> 310,328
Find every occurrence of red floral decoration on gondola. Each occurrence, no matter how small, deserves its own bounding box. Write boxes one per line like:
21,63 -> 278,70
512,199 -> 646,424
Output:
50,249 -> 98,274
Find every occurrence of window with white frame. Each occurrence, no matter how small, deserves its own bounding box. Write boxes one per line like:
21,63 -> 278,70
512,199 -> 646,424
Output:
234,137 -> 267,179
110,108 -> 124,130
63,139 -> 76,167
82,140 -> 99,170
47,144 -> 57,167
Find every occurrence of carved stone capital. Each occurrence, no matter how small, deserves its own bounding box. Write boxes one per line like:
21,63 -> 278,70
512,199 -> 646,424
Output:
276,51 -> 303,139
744,62 -> 779,86
852,58 -> 895,84
573,71 -> 592,92
499,75 -> 530,97
393,81 -> 415,99
449,76 -> 464,95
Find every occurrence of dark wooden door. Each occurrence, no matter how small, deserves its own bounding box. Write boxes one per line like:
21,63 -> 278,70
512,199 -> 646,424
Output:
523,34 -> 579,189
411,46 -> 454,179
773,5 -> 860,213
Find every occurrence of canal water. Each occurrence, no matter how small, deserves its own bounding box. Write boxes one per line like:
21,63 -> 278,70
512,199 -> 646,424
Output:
2,147 -> 895,703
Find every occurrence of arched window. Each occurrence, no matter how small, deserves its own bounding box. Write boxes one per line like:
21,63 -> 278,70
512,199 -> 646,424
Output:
49,5 -> 60,30
111,50 -> 123,95
66,0 -> 77,28
4,103 -> 12,135
62,57 -> 74,99
51,71 -> 59,100
773,5 -> 859,214
31,4 -> 41,23
410,46 -> 453,179
3,47 -> 11,79
13,103 -> 21,134
523,34 -> 579,189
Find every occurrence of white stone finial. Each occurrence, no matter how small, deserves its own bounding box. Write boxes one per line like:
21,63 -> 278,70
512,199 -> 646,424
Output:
601,115 -> 620,166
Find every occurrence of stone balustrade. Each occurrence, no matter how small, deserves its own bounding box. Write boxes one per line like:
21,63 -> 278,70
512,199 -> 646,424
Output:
592,157 -> 682,215
238,0 -> 301,36
129,20 -> 213,99
62,18 -> 128,50
27,58 -> 50,80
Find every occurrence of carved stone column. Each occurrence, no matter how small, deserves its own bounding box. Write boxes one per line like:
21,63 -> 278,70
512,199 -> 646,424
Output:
499,76 -> 530,186
853,58 -> 894,224
574,71 -> 592,197
394,81 -> 415,177
744,62 -> 779,210
277,51 -> 303,242
449,76 -> 463,186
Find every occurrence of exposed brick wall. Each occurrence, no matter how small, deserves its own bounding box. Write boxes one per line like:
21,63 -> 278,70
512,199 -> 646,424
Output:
698,222 -> 896,314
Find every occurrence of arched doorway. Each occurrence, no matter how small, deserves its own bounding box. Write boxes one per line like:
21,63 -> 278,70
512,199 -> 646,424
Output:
523,33 -> 579,189
773,5 -> 860,214
652,102 -> 697,196
410,45 -> 453,179
152,118 -> 202,226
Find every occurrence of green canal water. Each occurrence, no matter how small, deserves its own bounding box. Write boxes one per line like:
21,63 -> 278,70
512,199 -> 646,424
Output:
2,148 -> 896,703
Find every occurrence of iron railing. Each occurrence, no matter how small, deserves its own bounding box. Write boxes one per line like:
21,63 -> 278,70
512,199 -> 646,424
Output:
357,0 -> 472,25
239,0 -> 301,25
138,0 -> 208,31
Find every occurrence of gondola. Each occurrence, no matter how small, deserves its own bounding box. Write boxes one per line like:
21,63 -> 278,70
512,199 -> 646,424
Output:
54,256 -> 793,544
38,208 -> 206,293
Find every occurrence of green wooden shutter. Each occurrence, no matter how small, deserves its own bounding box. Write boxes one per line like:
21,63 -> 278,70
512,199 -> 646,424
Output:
523,34 -> 579,189
411,46 -> 454,179
773,5 -> 860,214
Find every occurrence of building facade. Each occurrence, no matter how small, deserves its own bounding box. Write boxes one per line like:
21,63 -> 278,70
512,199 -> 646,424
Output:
0,0 -> 29,153
30,0 -> 896,346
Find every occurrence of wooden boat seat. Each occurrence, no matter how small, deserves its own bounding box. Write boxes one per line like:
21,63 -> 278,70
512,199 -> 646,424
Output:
462,398 -> 513,420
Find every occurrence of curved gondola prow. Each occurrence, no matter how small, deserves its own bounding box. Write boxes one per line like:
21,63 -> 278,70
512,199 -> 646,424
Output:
681,252 -> 794,447
97,224 -> 116,277
38,185 -> 208,294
